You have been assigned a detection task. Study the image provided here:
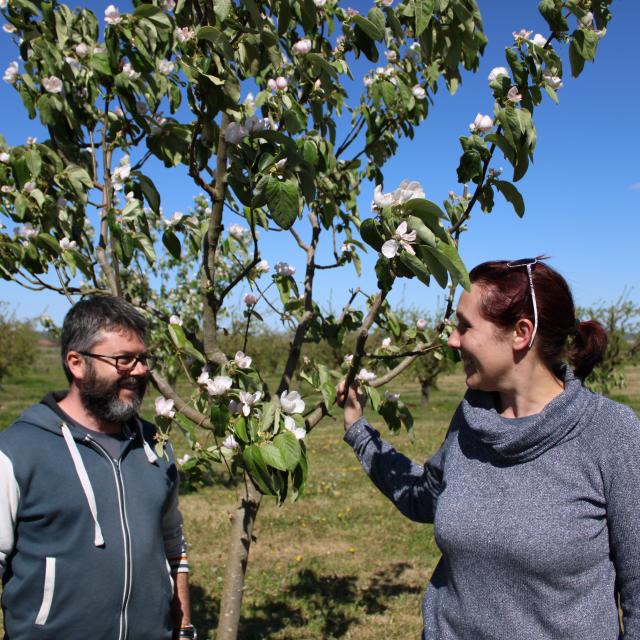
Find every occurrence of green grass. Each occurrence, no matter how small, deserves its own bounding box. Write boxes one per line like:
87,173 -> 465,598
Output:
1,353 -> 639,639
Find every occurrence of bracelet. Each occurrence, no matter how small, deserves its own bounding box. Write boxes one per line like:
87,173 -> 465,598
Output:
174,624 -> 197,639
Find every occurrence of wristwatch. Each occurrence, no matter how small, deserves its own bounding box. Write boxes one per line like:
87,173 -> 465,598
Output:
175,625 -> 197,639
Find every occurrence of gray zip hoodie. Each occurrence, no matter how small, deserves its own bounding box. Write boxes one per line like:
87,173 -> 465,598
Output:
345,367 -> 640,639
0,403 -> 186,640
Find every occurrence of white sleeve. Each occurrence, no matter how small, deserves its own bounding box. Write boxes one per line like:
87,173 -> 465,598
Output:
0,450 -> 20,577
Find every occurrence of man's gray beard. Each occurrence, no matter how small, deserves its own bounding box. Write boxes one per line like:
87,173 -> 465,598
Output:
77,364 -> 147,424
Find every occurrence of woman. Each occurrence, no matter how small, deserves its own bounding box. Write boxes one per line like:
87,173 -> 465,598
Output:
338,258 -> 640,639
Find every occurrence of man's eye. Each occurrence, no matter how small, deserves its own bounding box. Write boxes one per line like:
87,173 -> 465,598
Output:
118,356 -> 136,366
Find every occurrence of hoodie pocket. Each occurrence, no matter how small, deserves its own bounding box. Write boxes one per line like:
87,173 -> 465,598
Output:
35,557 -> 56,626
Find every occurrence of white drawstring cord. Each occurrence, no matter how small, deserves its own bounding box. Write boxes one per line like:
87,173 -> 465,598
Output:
135,419 -> 158,463
60,424 -> 105,547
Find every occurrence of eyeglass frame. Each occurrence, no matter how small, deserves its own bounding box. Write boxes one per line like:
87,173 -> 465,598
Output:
506,257 -> 539,348
77,351 -> 158,372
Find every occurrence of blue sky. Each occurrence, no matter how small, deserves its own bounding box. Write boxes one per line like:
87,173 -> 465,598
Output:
0,1 -> 638,325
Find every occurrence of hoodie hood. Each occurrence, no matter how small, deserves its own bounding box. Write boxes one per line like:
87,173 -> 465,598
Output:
461,365 -> 601,463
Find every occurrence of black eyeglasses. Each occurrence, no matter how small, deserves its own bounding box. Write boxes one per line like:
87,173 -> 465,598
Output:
506,258 -> 538,348
78,351 -> 158,372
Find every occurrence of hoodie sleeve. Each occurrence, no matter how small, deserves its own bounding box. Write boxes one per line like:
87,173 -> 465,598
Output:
0,450 -> 20,577
344,417 -> 450,523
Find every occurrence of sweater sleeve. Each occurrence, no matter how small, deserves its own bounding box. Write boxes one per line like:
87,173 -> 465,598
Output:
344,416 -> 450,523
0,450 -> 20,577
601,403 -> 640,637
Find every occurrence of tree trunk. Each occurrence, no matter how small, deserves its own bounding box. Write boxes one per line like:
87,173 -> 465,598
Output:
216,476 -> 262,640
420,380 -> 431,406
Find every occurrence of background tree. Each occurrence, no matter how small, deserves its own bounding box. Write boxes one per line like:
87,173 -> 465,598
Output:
0,0 -> 613,637
0,302 -> 37,386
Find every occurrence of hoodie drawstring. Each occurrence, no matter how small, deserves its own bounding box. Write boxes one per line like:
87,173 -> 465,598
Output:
135,419 -> 158,463
60,424 -> 105,547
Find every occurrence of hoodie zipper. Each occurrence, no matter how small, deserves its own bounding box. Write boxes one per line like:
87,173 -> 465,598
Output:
85,438 -> 133,640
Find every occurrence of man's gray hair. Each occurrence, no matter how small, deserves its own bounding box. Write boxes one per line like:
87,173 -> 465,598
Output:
61,296 -> 148,381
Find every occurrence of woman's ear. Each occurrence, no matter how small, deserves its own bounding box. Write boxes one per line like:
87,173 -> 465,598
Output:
512,318 -> 535,352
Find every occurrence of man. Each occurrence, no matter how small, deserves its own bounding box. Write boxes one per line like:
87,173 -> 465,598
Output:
0,296 -> 196,639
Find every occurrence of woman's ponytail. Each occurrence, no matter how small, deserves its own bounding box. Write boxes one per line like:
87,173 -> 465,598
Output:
570,320 -> 608,380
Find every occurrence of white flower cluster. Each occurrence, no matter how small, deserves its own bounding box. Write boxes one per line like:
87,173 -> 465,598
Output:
381,221 -> 417,259
155,396 -> 175,418
175,26 -> 195,42
104,4 -> 122,25
111,155 -> 131,190
123,62 -> 140,80
357,368 -> 376,383
372,179 -> 425,209
243,293 -> 257,306
3,61 -> 18,84
469,113 -> 493,133
275,261 -> 295,276
280,390 -> 306,439
158,59 -> 175,75
165,211 -> 183,226
229,390 -> 262,417
60,237 -> 77,251
267,76 -> 288,91
228,223 -> 247,239
42,76 -> 63,93
234,351 -> 252,369
224,116 -> 269,145
292,38 -> 312,55
0,151 -> 9,163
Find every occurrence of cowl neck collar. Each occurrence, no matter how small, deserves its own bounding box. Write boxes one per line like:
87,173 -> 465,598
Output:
461,365 -> 599,463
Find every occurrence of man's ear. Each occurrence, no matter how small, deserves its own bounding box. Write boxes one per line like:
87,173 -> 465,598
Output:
65,351 -> 89,382
512,318 -> 535,352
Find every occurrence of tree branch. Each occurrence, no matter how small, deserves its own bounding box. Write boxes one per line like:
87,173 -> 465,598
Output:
150,371 -> 213,429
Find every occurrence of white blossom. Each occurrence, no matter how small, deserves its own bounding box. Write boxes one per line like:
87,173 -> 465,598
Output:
23,181 -> 35,193
357,368 -> 377,383
1,185 -> 15,194
363,75 -> 373,88
314,0 -> 326,5
507,86 -> 522,103
469,112 -> 494,133
284,415 -> 306,440
372,184 -> 396,209
384,390 -> 400,403
2,23 -> 16,33
60,237 -> 77,251
379,0 -> 393,5
169,315 -> 183,326
346,7 -> 359,17
381,221 -> 417,258
280,390 -> 305,414
531,33 -> 547,47
275,262 -> 295,276
243,293 -> 258,306
197,370 -> 210,385
512,28 -> 532,41
155,396 -> 175,418
256,259 -> 269,273
292,38 -> 312,55
224,121 -> 248,144
580,12 -> 593,28
381,337 -> 391,348
234,351 -> 252,369
175,26 -> 195,42
206,375 -> 233,396
542,70 -> 563,90
412,84 -> 426,100
384,50 -> 397,62
75,43 -> 89,57
104,4 -> 122,25
222,435 -> 239,450
237,390 -> 262,417
26,136 -> 37,145
64,57 -> 81,72
165,211 -> 182,226
0,152 -> 9,163
341,243 -> 353,253
112,156 -> 131,189
229,223 -> 247,239
267,78 -> 277,91
343,354 -> 354,365
177,454 -> 190,466
42,75 -> 63,93
488,66 -> 509,83
93,45 -> 106,54
18,222 -> 37,238
416,318 -> 427,330
3,61 -> 18,84
158,59 -> 174,75
275,76 -> 288,90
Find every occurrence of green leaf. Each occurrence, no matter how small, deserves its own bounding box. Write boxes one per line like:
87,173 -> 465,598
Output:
25,149 -> 41,179
427,240 -> 470,290
352,14 -> 383,40
136,173 -> 161,213
538,0 -> 569,32
398,252 -> 430,285
414,0 -> 434,37
416,245 -> 448,288
494,180 -> 525,217
260,442 -> 288,471
273,431 -> 302,471
407,215 -> 436,247
197,26 -> 234,59
360,218 -> 384,251
214,0 -> 232,21
162,229 -> 181,259
242,445 -> 275,495
265,177 -> 299,229
168,324 -> 187,349
572,29 -> 599,61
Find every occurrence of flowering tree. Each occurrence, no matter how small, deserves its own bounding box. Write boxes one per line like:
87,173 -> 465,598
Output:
0,0 -> 612,636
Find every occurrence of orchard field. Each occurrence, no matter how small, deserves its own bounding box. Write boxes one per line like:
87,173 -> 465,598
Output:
1,346 -> 638,639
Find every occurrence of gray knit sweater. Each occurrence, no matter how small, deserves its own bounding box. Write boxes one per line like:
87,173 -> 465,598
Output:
345,367 -> 640,639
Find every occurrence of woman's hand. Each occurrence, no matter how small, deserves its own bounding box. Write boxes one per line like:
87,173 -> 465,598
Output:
336,380 -> 367,430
